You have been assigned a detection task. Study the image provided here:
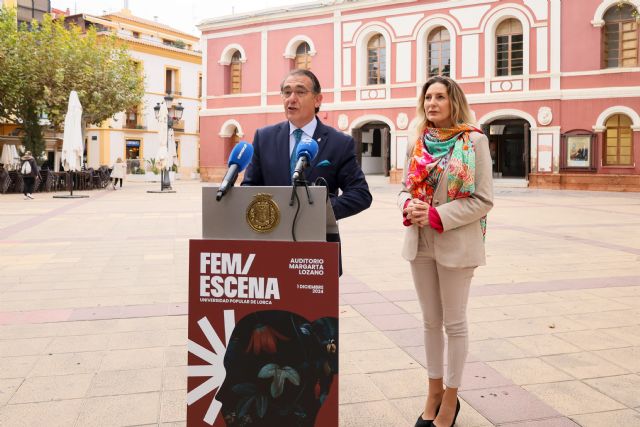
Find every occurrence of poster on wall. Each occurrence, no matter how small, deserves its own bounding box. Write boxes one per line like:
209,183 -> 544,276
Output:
537,134 -> 553,172
187,239 -> 339,427
566,135 -> 591,168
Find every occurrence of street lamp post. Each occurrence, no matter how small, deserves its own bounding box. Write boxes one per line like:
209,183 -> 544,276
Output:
150,94 -> 184,193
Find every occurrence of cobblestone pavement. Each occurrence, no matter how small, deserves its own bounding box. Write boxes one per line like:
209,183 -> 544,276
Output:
1,176 -> 639,426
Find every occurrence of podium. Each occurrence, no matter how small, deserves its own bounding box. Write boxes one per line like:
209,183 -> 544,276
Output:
187,185 -> 340,426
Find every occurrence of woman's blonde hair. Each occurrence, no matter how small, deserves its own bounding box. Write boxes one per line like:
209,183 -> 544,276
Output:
117,157 -> 123,163
415,76 -> 474,136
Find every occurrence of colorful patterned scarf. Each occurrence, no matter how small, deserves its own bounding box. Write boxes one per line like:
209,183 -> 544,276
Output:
405,124 -> 487,238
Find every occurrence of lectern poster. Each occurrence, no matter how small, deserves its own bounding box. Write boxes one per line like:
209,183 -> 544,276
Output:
187,239 -> 339,427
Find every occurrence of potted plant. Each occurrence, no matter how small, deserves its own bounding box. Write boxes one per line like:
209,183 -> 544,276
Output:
145,158 -> 160,181
191,167 -> 200,180
125,160 -> 147,181
170,163 -> 178,181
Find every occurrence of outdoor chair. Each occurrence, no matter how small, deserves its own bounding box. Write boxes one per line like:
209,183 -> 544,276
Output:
0,168 -> 11,194
38,170 -> 54,192
75,171 -> 91,190
91,169 -> 102,189
52,171 -> 67,191
8,171 -> 23,194
98,166 -> 111,189
33,174 -> 42,193
100,167 -> 114,189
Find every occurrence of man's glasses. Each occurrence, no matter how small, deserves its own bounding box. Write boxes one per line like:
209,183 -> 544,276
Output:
281,88 -> 313,99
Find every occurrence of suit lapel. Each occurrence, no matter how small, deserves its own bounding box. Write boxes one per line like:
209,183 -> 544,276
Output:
312,118 -> 330,168
276,122 -> 291,183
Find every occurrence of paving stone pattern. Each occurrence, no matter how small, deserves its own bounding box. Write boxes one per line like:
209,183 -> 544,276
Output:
1,177 -> 640,426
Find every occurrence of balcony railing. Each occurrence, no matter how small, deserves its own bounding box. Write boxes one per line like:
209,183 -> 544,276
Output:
123,124 -> 147,130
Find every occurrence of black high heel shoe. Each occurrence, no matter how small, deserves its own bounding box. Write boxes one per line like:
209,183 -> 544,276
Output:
432,398 -> 460,427
414,414 -> 433,427
414,404 -> 440,427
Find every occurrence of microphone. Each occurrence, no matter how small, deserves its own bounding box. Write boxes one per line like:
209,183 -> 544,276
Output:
292,138 -> 319,182
216,141 -> 254,201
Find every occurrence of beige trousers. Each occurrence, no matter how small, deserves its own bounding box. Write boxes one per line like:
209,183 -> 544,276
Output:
409,228 -> 474,388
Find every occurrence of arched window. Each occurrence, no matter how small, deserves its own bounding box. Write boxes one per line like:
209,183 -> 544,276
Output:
496,19 -> 523,76
604,114 -> 634,165
230,51 -> 242,94
427,27 -> 451,77
603,4 -> 638,68
367,34 -> 386,85
294,42 -> 312,70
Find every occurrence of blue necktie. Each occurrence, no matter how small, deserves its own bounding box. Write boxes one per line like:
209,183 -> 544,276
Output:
290,128 -> 303,180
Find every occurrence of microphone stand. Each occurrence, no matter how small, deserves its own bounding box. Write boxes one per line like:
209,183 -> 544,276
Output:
289,176 -> 313,206
288,175 -> 314,242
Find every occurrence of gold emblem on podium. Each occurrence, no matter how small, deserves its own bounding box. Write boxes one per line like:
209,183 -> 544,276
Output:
246,193 -> 280,233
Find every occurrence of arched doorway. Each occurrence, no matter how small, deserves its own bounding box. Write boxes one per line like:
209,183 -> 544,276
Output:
351,121 -> 391,176
482,119 -> 530,179
223,128 -> 240,161
219,120 -> 244,163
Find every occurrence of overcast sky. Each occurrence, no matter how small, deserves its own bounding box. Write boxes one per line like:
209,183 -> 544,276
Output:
50,0 -> 306,35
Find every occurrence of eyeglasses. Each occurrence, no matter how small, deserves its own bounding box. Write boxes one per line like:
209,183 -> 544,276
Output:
281,88 -> 312,98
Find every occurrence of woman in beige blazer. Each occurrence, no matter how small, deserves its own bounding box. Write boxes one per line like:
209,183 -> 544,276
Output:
399,76 -> 493,427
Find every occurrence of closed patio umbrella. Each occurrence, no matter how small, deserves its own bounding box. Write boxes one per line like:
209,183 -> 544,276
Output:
10,145 -> 19,169
1,144 -> 12,169
167,128 -> 177,170
54,90 -> 88,198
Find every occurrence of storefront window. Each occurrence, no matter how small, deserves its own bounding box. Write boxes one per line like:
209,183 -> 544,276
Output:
126,139 -> 141,173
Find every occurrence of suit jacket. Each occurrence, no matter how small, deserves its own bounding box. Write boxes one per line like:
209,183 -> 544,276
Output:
398,131 -> 494,268
242,118 -> 372,221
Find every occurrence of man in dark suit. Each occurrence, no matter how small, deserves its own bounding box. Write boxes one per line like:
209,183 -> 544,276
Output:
242,69 -> 372,221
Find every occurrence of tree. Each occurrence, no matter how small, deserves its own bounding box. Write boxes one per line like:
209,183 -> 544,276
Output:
0,8 -> 47,154
0,8 -> 145,156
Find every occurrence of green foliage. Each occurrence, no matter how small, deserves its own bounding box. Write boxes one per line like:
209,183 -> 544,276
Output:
146,157 -> 160,174
0,8 -> 145,154
172,39 -> 186,49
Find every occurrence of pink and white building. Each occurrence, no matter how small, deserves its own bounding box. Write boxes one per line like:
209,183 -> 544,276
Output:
198,0 -> 640,191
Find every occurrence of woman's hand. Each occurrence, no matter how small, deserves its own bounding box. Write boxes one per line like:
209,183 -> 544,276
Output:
404,198 -> 430,227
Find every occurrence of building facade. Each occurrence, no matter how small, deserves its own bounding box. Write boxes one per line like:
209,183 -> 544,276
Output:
67,9 -> 202,178
198,0 -> 640,191
1,0 -> 51,26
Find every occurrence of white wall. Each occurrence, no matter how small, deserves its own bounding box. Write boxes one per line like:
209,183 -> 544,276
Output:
360,128 -> 383,174
361,156 -> 384,174
119,50 -> 201,173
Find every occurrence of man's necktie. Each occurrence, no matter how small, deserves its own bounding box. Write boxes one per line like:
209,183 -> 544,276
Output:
290,128 -> 303,180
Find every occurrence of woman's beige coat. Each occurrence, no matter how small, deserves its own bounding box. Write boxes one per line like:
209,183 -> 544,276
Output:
398,131 -> 494,268
110,161 -> 127,179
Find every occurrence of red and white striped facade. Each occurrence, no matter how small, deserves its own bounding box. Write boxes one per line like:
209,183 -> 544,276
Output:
198,0 -> 640,190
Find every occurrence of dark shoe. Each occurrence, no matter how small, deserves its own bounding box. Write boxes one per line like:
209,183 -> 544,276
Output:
414,414 -> 433,427
415,404 -> 440,427
432,398 -> 460,427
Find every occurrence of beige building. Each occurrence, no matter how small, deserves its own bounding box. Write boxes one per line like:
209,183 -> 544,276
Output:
64,9 -> 202,178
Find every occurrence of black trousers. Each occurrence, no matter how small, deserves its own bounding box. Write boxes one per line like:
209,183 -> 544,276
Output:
23,177 -> 35,195
112,178 -> 123,187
